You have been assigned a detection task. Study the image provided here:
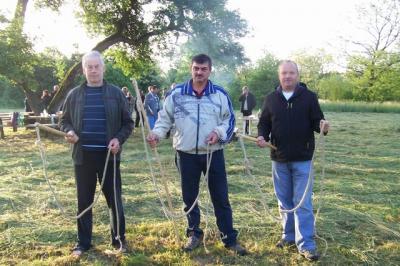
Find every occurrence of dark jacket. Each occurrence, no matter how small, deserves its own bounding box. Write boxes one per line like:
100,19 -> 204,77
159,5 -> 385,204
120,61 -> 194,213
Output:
144,92 -> 160,117
257,83 -> 325,162
60,81 -> 134,165
239,92 -> 256,113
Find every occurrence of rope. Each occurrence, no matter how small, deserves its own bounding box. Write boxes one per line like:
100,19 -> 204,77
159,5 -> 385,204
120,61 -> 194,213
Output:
35,126 -> 123,253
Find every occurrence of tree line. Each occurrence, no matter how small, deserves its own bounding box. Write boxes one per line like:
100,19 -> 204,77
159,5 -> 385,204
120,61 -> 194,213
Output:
0,0 -> 399,112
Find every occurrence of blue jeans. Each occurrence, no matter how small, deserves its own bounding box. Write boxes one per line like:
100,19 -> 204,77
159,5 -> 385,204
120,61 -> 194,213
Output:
176,150 -> 238,247
147,114 -> 157,129
272,160 -> 315,252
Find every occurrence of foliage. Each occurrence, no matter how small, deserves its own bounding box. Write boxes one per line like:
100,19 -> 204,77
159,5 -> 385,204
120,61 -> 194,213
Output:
0,75 -> 24,108
317,73 -> 354,100
105,47 -> 166,92
291,49 -> 334,95
345,0 -> 400,102
347,51 -> 400,101
230,53 -> 280,109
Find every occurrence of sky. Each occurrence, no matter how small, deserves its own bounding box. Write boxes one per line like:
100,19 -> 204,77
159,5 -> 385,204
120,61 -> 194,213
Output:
1,0 -> 367,64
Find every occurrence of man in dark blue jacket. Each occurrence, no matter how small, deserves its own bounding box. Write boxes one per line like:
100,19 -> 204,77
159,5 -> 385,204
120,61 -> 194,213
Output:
60,50 -> 134,257
256,60 -> 329,261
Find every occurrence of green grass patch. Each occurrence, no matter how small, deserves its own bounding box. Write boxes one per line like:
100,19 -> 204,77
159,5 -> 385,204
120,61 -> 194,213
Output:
0,112 -> 399,265
320,100 -> 400,113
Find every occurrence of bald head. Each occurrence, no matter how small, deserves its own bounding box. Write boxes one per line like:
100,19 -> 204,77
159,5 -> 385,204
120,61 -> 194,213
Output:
278,60 -> 299,91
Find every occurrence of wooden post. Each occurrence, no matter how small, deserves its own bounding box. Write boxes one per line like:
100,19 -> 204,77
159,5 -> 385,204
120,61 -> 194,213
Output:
0,118 -> 4,139
11,112 -> 18,132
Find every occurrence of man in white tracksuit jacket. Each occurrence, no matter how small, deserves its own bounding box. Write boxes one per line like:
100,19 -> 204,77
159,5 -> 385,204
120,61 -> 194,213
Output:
147,54 -> 247,255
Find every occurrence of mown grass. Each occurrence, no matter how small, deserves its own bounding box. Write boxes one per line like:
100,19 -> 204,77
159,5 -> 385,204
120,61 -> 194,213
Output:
320,100 -> 400,113
0,111 -> 399,265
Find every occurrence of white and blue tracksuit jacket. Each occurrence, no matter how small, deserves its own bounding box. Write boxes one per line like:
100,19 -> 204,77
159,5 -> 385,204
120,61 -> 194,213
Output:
152,79 -> 235,154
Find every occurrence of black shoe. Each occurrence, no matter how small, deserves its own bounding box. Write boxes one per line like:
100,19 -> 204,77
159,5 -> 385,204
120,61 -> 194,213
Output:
183,233 -> 203,252
276,239 -> 296,249
299,249 -> 320,261
112,239 -> 128,253
226,243 -> 248,256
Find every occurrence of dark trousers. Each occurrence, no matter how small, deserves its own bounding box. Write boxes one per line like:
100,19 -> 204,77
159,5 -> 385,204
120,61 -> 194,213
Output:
176,149 -> 238,247
241,110 -> 252,135
135,109 -> 141,127
74,151 -> 125,249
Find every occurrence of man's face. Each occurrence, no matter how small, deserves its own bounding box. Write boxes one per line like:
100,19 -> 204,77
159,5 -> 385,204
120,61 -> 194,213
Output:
278,63 -> 299,90
83,57 -> 104,85
191,62 -> 211,84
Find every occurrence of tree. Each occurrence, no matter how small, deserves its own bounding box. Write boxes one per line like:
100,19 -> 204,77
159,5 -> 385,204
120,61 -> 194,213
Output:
317,73 -> 354,101
48,0 -> 248,112
291,49 -> 333,97
346,0 -> 400,101
104,47 -> 166,92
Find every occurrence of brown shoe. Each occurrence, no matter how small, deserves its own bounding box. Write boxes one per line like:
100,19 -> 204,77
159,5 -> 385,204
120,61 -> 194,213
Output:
276,239 -> 296,249
112,240 -> 128,253
71,245 -> 88,257
299,249 -> 320,261
226,243 -> 248,256
183,233 -> 203,252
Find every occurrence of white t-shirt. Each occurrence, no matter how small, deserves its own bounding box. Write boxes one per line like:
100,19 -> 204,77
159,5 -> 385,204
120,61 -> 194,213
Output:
282,91 -> 294,101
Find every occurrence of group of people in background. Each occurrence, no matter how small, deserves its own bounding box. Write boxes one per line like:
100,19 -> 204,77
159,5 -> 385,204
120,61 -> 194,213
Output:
24,84 -> 60,113
121,83 -> 176,130
59,51 -> 329,262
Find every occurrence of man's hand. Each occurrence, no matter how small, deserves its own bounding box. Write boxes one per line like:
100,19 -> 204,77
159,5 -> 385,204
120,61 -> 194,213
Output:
65,130 -> 79,144
108,138 -> 120,154
256,136 -> 268,148
320,119 -> 330,134
206,131 -> 219,145
146,133 -> 159,148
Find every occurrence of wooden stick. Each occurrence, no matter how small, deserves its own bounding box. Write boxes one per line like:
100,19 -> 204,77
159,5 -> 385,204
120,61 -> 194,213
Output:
131,79 -> 176,215
35,122 -> 67,138
236,133 -> 277,150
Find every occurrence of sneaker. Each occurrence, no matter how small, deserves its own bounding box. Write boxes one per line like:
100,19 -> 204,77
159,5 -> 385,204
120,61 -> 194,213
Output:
112,240 -> 128,253
226,243 -> 248,256
276,239 -> 296,249
183,233 -> 203,252
299,249 -> 320,261
71,245 -> 88,257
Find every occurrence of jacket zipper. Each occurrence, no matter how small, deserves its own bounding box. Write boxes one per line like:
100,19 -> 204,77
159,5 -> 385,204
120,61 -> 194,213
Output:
287,100 -> 292,160
195,102 -> 200,154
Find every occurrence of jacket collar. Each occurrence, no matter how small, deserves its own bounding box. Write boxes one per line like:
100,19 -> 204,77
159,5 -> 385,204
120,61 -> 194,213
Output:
182,79 -> 216,96
276,82 -> 307,99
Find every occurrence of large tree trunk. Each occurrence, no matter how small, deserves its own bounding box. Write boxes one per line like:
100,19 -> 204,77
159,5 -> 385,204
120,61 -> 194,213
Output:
22,86 -> 42,115
48,32 -> 125,113
14,0 -> 29,22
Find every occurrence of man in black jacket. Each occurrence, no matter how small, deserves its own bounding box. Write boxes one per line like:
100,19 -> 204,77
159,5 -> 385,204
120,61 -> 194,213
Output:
239,86 -> 256,134
60,50 -> 134,257
256,60 -> 329,261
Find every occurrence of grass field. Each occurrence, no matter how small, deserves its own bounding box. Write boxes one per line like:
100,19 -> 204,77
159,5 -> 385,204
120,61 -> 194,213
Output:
0,111 -> 399,265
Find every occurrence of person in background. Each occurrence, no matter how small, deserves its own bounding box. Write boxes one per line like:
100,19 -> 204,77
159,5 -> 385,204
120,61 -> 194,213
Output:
122,86 -> 134,115
238,86 -> 256,135
144,85 -> 160,129
24,97 -> 32,112
134,89 -> 145,128
41,89 -> 52,111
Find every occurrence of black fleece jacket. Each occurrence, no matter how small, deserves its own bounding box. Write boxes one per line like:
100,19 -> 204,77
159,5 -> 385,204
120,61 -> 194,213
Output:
257,82 -> 325,162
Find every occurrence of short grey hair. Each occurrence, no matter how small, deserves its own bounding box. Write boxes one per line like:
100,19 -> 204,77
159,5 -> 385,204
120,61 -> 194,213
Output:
82,50 -> 105,68
278,60 -> 299,74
